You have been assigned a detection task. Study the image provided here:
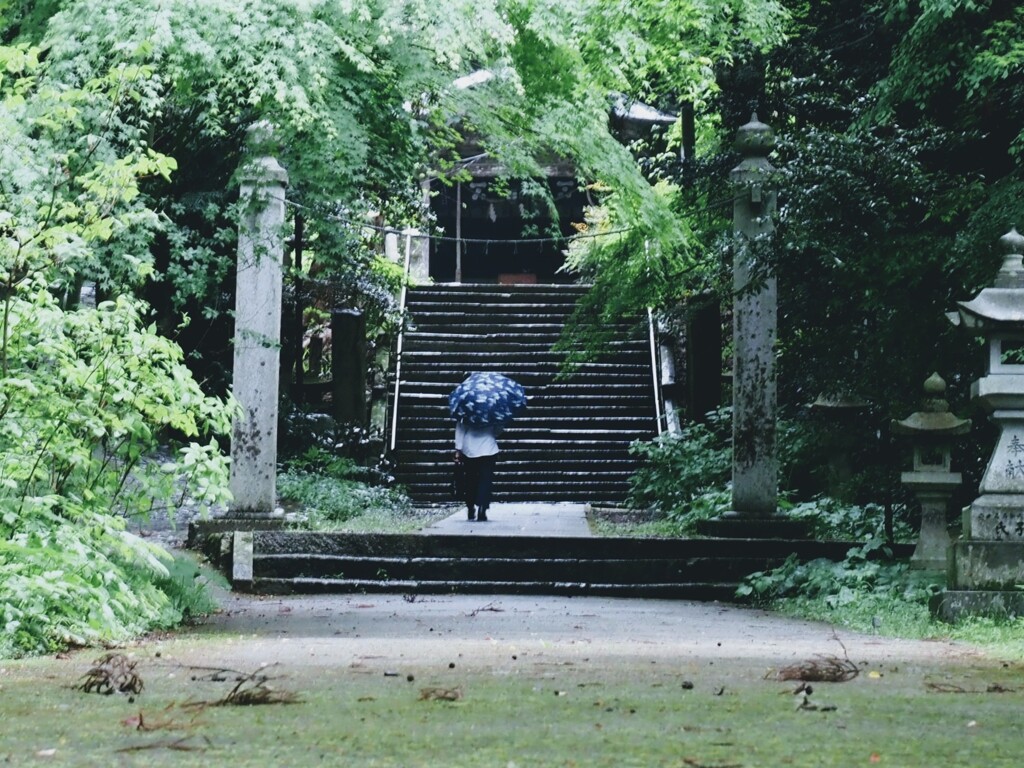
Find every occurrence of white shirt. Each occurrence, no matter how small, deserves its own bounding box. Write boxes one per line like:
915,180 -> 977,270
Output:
455,422 -> 499,458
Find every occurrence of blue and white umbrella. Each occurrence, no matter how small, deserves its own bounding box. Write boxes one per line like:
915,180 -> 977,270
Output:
448,372 -> 527,426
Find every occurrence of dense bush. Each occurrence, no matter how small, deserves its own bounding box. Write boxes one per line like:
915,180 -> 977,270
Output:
627,408 -> 732,518
1,44 -> 231,657
0,292 -> 232,657
737,540 -> 944,636
278,448 -> 412,531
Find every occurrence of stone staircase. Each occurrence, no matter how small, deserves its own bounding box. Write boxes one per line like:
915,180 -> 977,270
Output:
390,283 -> 658,504
216,530 -> 911,598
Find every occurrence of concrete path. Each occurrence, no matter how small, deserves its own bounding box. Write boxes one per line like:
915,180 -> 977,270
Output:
173,591 -> 981,675
420,502 -> 593,537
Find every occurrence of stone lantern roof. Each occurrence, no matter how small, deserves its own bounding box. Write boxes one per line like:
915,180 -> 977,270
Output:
891,372 -> 971,437
956,228 -> 1024,331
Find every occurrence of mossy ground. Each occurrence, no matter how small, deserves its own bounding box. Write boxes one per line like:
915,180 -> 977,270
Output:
3,640 -> 1023,767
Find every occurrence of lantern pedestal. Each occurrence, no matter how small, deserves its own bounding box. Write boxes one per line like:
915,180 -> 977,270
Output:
902,473 -> 960,571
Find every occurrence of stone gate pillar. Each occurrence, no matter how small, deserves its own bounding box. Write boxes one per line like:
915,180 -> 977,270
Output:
227,123 -> 289,518
701,114 -> 804,538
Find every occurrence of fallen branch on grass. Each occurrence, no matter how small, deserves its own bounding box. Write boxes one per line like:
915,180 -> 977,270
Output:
115,735 -> 211,753
925,681 -> 1016,694
773,631 -> 860,683
180,664 -> 300,707
419,686 -> 463,701
122,703 -> 204,732
79,653 -> 144,696
774,655 -> 859,683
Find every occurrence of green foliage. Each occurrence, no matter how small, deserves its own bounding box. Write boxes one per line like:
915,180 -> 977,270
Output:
783,497 -> 914,543
945,615 -> 1024,659
151,551 -> 226,625
627,409 -> 732,518
877,0 -> 1024,156
737,540 -> 944,636
734,495 -> 936,637
626,408 -> 826,532
551,0 -> 790,356
278,459 -> 413,532
1,41 -> 232,657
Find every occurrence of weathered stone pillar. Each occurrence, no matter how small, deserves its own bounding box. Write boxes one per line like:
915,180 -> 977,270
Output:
227,123 -> 289,518
701,114 -> 804,538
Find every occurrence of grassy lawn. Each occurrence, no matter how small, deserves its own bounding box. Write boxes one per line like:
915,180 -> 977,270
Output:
2,642 -> 1023,767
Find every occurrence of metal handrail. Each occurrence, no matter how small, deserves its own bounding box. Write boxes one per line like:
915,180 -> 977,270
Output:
647,307 -> 664,436
388,233 -> 413,452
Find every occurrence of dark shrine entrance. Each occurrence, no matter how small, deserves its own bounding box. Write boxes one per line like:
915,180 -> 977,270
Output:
428,177 -> 588,283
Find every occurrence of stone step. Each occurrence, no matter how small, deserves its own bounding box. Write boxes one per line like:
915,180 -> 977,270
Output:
396,425 -> 652,439
255,554 -> 776,582
394,454 -> 638,466
408,284 -> 589,299
409,301 -> 581,313
408,311 -> 583,325
253,578 -> 740,600
395,370 -> 652,386
396,430 -> 650,444
403,334 -> 643,350
246,532 -> 878,565
396,404 -> 654,418
219,531 -> 911,598
398,396 -> 655,410
401,350 -> 647,365
397,469 -> 637,486
392,282 -> 656,504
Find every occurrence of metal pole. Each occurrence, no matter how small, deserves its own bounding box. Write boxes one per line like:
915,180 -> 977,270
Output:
648,307 -> 663,435
389,233 -> 413,451
455,181 -> 463,283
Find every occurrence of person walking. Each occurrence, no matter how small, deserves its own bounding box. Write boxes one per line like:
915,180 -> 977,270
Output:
454,422 -> 499,521
449,371 -> 526,523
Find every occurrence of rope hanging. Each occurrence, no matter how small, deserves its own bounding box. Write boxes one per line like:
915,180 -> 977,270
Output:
284,199 -> 634,247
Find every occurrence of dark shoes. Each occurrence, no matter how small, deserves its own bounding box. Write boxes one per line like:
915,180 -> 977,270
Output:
467,505 -> 476,521
477,509 -> 488,522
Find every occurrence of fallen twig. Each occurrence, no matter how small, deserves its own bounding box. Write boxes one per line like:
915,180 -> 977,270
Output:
775,655 -> 859,683
126,701 -> 206,733
178,664 -> 300,707
419,686 -> 463,701
682,758 -> 742,768
925,681 -> 1016,694
467,602 -> 504,617
79,653 -> 144,696
115,735 -> 211,753
185,664 -> 271,685
769,631 -> 861,683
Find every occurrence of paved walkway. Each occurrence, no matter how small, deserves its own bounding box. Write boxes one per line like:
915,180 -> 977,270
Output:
421,502 -> 593,537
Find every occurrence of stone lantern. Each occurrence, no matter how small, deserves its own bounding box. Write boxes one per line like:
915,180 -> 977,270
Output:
939,228 -> 1024,619
892,373 -> 969,571
810,391 -> 870,498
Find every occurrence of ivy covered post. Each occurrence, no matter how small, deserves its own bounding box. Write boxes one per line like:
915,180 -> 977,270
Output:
702,114 -> 805,538
227,122 -> 289,519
